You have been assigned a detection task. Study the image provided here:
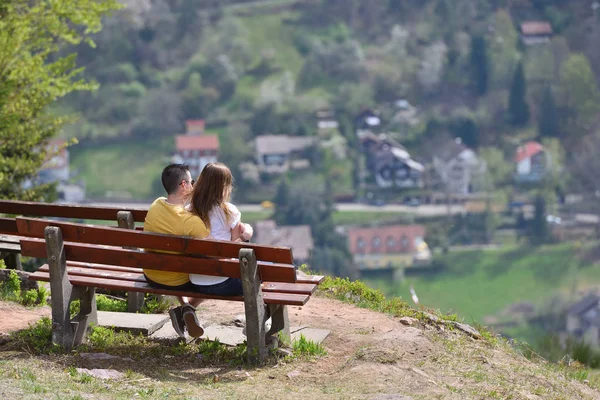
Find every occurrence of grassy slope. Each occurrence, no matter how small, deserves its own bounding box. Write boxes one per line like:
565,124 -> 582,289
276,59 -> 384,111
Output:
70,137 -> 173,200
364,243 -> 600,324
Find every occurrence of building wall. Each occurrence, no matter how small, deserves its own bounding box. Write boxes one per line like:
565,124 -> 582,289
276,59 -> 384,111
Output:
353,253 -> 414,270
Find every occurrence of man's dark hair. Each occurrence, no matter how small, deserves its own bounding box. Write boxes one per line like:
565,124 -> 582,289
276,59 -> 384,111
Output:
161,164 -> 189,195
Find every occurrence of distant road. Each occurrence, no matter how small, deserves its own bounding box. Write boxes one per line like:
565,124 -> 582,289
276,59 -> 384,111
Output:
85,201 -> 465,217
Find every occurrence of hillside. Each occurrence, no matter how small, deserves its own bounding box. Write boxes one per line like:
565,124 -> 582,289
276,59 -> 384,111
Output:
61,0 -> 600,202
1,295 -> 599,399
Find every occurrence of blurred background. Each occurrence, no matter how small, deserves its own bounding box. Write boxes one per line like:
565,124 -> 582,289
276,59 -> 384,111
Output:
31,0 -> 600,366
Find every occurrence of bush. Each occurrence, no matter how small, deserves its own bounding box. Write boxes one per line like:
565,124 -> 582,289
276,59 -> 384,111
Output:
292,334 -> 327,357
11,317 -> 57,353
0,270 -> 21,301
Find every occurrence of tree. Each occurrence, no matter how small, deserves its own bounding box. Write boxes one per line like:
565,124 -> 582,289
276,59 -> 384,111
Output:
273,178 -> 291,226
0,0 -> 120,200
538,86 -> 559,138
508,61 -> 530,126
469,35 -> 490,96
530,194 -> 549,245
560,54 -> 600,131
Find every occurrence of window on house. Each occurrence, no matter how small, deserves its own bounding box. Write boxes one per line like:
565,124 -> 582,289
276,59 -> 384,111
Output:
372,236 -> 381,249
357,237 -> 366,251
386,236 -> 396,249
401,235 -> 409,250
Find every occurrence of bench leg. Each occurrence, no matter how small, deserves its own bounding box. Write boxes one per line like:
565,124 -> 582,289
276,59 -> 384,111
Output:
118,211 -> 145,313
70,286 -> 98,347
4,253 -> 22,271
45,226 -> 76,351
239,248 -> 266,364
266,304 -> 290,345
127,292 -> 145,313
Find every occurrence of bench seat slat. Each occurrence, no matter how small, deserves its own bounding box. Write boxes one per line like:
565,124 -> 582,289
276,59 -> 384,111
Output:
0,200 -> 147,222
21,238 -> 297,283
28,271 -> 309,306
35,264 -> 318,295
17,217 -> 295,264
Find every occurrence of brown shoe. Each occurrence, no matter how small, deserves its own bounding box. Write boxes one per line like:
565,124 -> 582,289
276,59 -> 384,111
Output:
182,305 -> 204,338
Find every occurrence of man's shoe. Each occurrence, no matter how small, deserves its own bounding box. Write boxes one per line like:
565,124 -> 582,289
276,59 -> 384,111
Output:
169,306 -> 186,339
182,305 -> 204,338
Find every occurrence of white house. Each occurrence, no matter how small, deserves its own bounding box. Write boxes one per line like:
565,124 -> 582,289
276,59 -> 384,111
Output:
515,141 -> 550,183
255,135 -> 315,174
432,139 -> 485,194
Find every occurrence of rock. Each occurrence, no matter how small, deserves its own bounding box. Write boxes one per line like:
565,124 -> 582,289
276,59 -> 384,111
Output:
286,370 -> 301,379
276,348 -> 293,358
233,314 -> 245,327
76,368 -> 125,380
213,374 -> 219,383
422,312 -> 440,324
0,332 -> 11,346
399,317 -> 417,326
450,321 -> 482,339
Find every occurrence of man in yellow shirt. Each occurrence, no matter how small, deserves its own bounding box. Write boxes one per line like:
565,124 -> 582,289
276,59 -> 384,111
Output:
144,164 -> 209,338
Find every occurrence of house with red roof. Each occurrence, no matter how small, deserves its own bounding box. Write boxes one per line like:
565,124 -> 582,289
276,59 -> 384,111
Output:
347,224 -> 431,271
520,21 -> 553,45
515,141 -> 550,183
172,119 -> 219,178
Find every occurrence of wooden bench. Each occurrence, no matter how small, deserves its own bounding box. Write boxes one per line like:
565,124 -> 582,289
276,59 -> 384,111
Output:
17,216 -> 324,363
0,200 -> 148,310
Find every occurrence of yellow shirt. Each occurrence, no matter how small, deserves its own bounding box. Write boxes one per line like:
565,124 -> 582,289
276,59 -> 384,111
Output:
143,197 -> 210,286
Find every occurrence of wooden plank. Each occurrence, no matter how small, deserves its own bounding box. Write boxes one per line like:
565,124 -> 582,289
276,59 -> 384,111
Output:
17,217 -> 295,264
40,261 -> 323,286
36,265 -> 317,295
0,243 -> 21,252
296,274 -> 326,284
20,238 -> 297,283
0,200 -> 147,222
0,218 -> 18,235
28,271 -> 309,306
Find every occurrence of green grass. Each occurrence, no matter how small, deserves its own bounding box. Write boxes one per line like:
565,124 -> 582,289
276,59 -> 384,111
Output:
332,211 -> 412,226
364,242 -> 600,324
240,12 -> 304,76
70,137 -> 174,200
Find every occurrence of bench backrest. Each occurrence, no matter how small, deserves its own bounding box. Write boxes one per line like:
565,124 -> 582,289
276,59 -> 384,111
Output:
17,217 -> 297,283
0,200 -> 147,235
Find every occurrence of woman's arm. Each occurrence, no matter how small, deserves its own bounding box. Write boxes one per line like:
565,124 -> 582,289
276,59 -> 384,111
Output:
231,222 -> 253,242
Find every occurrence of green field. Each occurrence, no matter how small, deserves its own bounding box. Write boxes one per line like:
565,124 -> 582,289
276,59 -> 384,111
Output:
70,137 -> 174,200
363,243 -> 600,324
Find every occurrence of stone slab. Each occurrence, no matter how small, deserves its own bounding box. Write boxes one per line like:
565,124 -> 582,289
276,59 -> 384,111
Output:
97,311 -> 169,336
291,327 -> 330,344
203,324 -> 246,346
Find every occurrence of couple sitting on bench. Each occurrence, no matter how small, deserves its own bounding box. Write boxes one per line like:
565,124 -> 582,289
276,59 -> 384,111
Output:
143,162 -> 253,338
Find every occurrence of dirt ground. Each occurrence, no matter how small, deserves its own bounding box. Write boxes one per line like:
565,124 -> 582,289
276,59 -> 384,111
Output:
2,297 -> 600,399
0,301 -> 50,335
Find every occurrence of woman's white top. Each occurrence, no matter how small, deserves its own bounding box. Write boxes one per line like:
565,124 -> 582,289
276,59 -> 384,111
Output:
190,203 -> 241,286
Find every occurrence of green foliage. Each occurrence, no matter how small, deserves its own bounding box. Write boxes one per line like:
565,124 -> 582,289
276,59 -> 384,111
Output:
0,0 -> 121,200
292,334 -> 327,357
530,195 -> 550,245
560,54 -> 600,130
0,260 -> 6,269
10,317 -> 58,354
96,295 -> 127,313
538,86 -> 559,138
140,295 -> 173,314
0,270 -> 21,301
508,61 -> 530,127
469,35 -> 490,96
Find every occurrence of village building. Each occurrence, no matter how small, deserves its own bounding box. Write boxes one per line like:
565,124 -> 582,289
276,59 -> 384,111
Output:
173,119 -> 219,179
347,224 -> 431,272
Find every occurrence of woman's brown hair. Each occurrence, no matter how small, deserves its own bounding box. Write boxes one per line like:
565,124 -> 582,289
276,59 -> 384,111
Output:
188,162 -> 234,230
